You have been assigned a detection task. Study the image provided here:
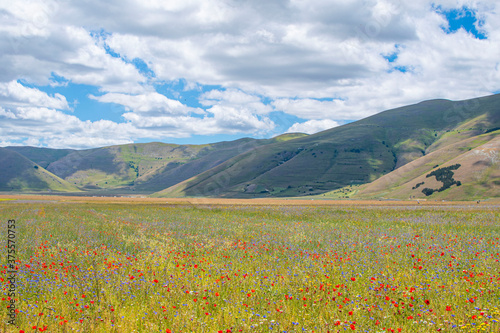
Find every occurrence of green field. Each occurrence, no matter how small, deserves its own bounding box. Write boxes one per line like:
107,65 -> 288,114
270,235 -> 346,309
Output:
1,202 -> 499,332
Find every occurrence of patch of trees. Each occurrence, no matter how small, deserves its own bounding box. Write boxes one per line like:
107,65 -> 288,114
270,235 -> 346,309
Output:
485,127 -> 500,134
412,181 -> 424,190
128,161 -> 140,177
421,164 -> 462,196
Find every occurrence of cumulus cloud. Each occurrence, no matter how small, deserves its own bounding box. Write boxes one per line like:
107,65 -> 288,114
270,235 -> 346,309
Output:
206,105 -> 274,133
0,102 -> 275,149
200,89 -> 272,114
0,106 -> 133,148
0,0 -> 499,148
286,119 -> 340,134
272,98 -> 346,120
0,2 -> 146,92
120,105 -> 274,136
0,81 -> 69,109
90,92 -> 204,115
95,0 -> 500,114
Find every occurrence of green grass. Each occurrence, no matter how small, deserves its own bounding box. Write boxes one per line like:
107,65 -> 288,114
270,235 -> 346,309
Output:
3,147 -> 74,169
1,203 -> 499,332
0,148 -> 79,192
4,95 -> 500,198
156,94 -> 500,198
270,133 -> 309,142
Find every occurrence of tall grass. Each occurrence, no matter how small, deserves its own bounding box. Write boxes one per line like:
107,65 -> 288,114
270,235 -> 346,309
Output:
1,203 -> 499,332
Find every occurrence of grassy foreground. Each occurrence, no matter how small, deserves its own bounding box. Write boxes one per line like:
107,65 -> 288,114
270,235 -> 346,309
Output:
1,202 -> 499,332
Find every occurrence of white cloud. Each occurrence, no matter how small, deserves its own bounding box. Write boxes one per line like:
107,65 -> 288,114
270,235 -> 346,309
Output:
121,106 -> 274,136
207,105 -> 274,133
200,89 -> 272,114
1,0 -> 500,148
0,5 -> 147,93
272,98 -> 347,120
89,90 -> 274,138
286,119 -> 340,134
0,102 -> 274,149
0,81 -> 69,109
90,92 -> 204,115
0,106 -> 137,149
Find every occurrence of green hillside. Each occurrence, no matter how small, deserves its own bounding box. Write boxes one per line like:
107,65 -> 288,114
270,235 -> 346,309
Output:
345,131 -> 500,200
154,94 -> 500,198
3,133 -> 307,194
2,94 -> 499,199
134,134 -> 309,192
0,148 -> 80,192
42,142 -> 210,190
135,139 -> 256,191
5,146 -> 75,168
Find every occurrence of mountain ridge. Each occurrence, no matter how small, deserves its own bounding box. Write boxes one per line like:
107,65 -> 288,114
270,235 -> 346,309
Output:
154,94 -> 500,198
2,94 -> 499,200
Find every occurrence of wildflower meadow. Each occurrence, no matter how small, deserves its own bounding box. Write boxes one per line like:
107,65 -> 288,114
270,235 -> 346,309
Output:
1,202 -> 499,332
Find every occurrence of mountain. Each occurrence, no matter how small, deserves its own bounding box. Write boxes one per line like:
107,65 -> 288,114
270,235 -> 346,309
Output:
133,135 -> 307,192
5,146 -> 75,169
2,94 -> 499,199
5,133 -> 307,194
323,130 -> 500,200
153,94 -> 500,199
0,147 -> 79,192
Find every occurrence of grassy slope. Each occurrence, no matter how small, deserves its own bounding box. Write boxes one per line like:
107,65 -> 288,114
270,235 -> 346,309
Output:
44,142 -> 208,190
12,134 -> 307,193
138,134 -> 309,192
0,148 -> 80,192
271,132 -> 309,142
5,146 -> 75,168
333,130 -> 499,200
134,138 -> 263,192
154,94 -> 500,198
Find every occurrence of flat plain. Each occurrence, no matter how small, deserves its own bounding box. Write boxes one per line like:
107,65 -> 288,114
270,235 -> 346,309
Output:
1,195 -> 499,332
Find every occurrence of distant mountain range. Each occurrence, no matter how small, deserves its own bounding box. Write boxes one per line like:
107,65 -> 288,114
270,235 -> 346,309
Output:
1,94 -> 499,200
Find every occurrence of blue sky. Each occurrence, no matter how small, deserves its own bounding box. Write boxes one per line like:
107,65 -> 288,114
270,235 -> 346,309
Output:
0,1 -> 498,148
436,5 -> 487,39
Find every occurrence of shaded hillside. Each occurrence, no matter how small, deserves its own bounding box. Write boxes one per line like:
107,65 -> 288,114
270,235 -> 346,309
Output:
6,146 -> 75,168
134,138 -> 275,192
154,94 -> 500,198
0,148 -> 80,192
44,142 -> 211,190
348,131 -> 500,200
2,93 -> 498,199
4,133 -> 307,193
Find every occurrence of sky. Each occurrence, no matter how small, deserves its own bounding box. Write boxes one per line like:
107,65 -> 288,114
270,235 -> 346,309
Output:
0,0 -> 499,149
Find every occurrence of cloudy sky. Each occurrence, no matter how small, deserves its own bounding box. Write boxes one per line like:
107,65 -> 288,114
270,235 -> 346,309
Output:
0,0 -> 499,149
